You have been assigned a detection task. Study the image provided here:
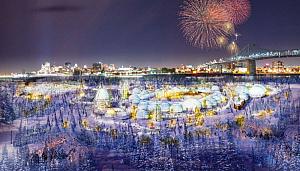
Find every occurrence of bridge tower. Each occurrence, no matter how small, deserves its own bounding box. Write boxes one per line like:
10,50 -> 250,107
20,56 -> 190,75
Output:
245,59 -> 256,76
231,44 -> 269,76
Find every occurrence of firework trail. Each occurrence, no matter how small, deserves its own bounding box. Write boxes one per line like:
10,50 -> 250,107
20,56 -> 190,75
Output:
179,0 -> 251,51
223,0 -> 251,25
179,0 -> 234,49
227,41 -> 239,54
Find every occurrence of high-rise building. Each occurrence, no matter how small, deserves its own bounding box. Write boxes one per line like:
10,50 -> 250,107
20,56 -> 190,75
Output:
38,62 -> 51,74
108,64 -> 116,71
92,62 -> 103,72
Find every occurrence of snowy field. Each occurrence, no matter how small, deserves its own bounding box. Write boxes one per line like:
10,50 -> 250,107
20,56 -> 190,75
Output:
0,77 -> 300,170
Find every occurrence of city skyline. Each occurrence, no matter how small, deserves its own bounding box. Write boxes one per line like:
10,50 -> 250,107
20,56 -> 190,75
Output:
1,0 -> 300,73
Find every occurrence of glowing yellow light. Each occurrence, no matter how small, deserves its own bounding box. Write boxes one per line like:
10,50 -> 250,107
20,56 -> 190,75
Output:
207,110 -> 216,116
169,119 -> 177,128
148,121 -> 155,129
95,125 -> 101,132
187,115 -> 194,124
235,115 -> 245,127
81,119 -> 89,128
79,90 -> 85,97
194,106 -> 201,115
228,41 -> 239,54
130,105 -> 138,120
62,121 -> 69,129
223,22 -> 235,34
217,36 -> 228,47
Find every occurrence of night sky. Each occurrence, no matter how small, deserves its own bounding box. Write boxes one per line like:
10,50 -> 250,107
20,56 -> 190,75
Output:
0,0 -> 300,73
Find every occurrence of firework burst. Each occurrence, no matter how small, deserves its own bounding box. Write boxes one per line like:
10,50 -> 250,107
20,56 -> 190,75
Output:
223,0 -> 251,25
216,36 -> 228,47
179,0 -> 234,49
227,41 -> 239,54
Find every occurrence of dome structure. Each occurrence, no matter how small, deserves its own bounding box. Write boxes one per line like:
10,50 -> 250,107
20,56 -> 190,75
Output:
118,111 -> 129,119
129,94 -> 140,104
249,84 -> 266,98
137,110 -> 148,119
170,103 -> 184,113
212,93 -> 222,102
268,87 -> 280,96
239,93 -> 249,101
205,96 -> 217,107
161,102 -> 170,112
95,87 -> 110,101
140,93 -> 151,100
155,90 -> 166,99
94,87 -> 111,110
148,101 -> 158,111
208,99 -> 217,107
106,109 -> 117,117
235,85 -> 249,95
149,92 -> 155,98
182,98 -> 201,111
132,88 -> 141,95
205,100 -> 213,109
211,85 -> 220,92
138,101 -> 149,110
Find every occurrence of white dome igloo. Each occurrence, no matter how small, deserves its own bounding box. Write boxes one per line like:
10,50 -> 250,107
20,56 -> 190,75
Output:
138,101 -> 149,110
161,102 -> 170,112
95,88 -> 110,101
137,110 -> 148,119
239,93 -> 249,101
211,93 -> 223,102
170,103 -> 184,113
235,85 -> 249,95
205,96 -> 217,107
211,85 -> 220,92
132,88 -> 141,95
249,84 -> 266,98
147,102 -> 160,111
182,98 -> 201,111
205,100 -> 213,109
106,108 -> 117,117
129,94 -> 140,104
139,93 -> 151,100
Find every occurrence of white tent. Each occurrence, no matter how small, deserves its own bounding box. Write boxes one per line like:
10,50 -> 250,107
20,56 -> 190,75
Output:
138,101 -> 149,110
182,98 -> 201,111
235,85 -> 249,95
249,84 -> 266,98
95,88 -> 110,101
137,110 -> 148,119
132,87 -> 141,95
170,103 -> 184,113
129,94 -> 140,104
211,85 -> 220,92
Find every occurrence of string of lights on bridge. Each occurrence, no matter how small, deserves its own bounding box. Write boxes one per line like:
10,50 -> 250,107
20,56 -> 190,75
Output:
205,49 -> 300,66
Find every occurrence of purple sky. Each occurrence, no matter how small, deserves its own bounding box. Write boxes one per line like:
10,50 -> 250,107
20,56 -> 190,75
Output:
0,0 -> 300,73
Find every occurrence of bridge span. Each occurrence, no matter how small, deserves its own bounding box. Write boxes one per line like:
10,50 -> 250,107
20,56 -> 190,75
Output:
206,44 -> 300,75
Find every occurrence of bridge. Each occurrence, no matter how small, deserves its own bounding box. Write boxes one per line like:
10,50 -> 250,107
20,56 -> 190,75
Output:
206,44 -> 300,75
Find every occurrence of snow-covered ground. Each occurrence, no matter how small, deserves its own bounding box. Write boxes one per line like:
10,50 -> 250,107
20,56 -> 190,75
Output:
0,80 -> 299,170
